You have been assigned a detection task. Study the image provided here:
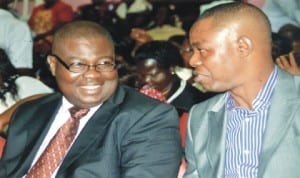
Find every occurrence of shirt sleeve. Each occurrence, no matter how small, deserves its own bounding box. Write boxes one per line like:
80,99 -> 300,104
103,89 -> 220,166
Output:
15,76 -> 53,99
7,20 -> 33,68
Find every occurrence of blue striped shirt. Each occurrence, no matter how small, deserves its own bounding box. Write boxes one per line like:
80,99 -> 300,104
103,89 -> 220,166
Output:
224,66 -> 278,178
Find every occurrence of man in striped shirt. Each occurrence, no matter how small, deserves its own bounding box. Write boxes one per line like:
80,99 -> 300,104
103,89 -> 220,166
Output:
184,2 -> 300,178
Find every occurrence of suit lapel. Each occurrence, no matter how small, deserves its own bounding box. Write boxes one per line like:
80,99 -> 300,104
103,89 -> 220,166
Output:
12,93 -> 62,176
58,85 -> 125,172
206,95 -> 227,178
258,70 -> 300,176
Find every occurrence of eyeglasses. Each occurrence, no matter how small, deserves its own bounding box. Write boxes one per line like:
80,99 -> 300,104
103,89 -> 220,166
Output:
48,54 -> 116,73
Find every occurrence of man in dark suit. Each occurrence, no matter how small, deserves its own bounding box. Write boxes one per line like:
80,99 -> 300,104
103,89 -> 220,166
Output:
0,20 -> 182,178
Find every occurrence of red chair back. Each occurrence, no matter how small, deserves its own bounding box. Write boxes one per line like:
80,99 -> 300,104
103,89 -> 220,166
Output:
0,136 -> 6,158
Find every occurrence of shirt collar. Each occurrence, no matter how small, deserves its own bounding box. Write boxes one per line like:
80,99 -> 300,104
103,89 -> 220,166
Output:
226,66 -> 278,111
61,96 -> 101,113
0,9 -> 13,17
253,66 -> 278,109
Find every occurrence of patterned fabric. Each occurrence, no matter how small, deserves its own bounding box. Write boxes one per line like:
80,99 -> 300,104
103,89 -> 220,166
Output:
139,85 -> 166,102
224,67 -> 278,178
26,107 -> 89,178
28,0 -> 74,54
28,0 -> 74,35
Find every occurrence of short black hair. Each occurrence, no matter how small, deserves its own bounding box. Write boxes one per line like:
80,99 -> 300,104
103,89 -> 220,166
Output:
0,48 -> 18,104
134,41 -> 184,68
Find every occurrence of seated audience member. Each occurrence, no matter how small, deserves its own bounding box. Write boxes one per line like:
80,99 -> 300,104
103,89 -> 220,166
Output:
133,40 -> 208,178
245,0 -> 300,32
114,34 -> 137,87
275,25 -> 300,75
133,41 -> 216,148
129,3 -> 185,53
287,27 -> 300,53
146,4 -> 186,41
124,0 -> 153,29
168,35 -> 207,92
75,0 -> 107,22
0,0 -> 33,76
271,32 -> 292,61
126,0 -> 154,55
130,27 -> 153,56
184,2 -> 300,178
278,24 -> 300,52
168,35 -> 193,82
168,35 -> 193,68
266,0 -> 300,32
76,0 -> 122,27
134,41 -> 214,115
0,21 -> 181,178
278,23 -> 300,44
0,48 -> 53,133
33,53 -> 58,91
28,0 -> 74,54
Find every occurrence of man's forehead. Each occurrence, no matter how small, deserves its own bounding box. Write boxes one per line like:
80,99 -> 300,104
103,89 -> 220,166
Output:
191,18 -> 215,32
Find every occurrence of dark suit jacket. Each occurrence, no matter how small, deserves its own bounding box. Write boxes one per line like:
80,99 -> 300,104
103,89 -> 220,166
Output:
0,85 -> 182,178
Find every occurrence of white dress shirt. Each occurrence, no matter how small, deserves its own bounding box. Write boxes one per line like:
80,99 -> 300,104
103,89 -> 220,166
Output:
0,76 -> 54,113
24,97 -> 101,177
0,9 -> 33,68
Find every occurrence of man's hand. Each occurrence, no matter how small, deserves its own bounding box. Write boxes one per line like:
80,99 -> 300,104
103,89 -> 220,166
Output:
276,52 -> 300,75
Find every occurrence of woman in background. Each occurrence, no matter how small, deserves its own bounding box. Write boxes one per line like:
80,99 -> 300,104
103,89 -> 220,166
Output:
0,48 -> 53,133
133,41 -> 216,178
133,41 -> 215,116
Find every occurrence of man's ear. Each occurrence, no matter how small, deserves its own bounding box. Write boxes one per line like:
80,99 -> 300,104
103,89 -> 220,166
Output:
47,55 -> 56,76
237,36 -> 253,58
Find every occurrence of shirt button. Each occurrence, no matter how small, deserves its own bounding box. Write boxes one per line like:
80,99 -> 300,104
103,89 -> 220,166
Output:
245,117 -> 250,122
244,150 -> 250,155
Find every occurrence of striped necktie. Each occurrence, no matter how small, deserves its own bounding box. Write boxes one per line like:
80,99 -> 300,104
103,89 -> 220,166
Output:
26,106 -> 90,178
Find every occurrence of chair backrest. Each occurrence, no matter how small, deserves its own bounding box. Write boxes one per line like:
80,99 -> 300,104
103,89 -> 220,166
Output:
0,136 -> 6,158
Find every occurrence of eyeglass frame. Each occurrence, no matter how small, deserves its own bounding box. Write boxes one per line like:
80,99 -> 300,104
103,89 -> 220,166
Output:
48,53 -> 116,73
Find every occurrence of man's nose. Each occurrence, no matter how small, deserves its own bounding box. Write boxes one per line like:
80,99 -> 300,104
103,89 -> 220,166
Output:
189,53 -> 202,68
